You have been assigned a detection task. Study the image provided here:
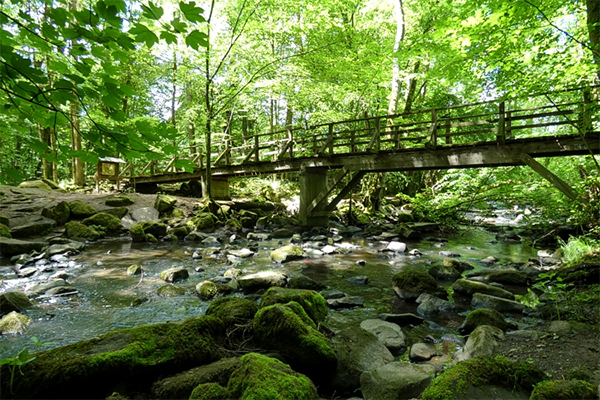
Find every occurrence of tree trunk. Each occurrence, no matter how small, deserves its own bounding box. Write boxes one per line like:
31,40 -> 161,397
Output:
71,102 -> 85,185
39,125 -> 53,180
586,0 -> 600,80
204,0 -> 216,199
387,0 -> 405,116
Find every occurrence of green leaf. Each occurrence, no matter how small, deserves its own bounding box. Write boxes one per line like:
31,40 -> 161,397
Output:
185,30 -> 208,50
48,7 -> 69,26
173,159 -> 196,172
160,31 -> 177,44
101,94 -> 121,109
129,24 -> 158,47
171,17 -> 187,33
48,59 -> 71,75
179,2 -> 205,23
141,2 -> 164,20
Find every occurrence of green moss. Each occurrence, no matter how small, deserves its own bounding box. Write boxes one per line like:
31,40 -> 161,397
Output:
254,303 -> 337,386
2,316 -> 225,399
225,218 -> 243,230
205,297 -> 258,330
458,308 -> 508,334
83,212 -> 123,235
260,287 -> 328,325
187,213 -> 215,231
105,196 -> 134,207
530,380 -> 596,399
196,281 -> 234,300
102,207 -> 129,219
392,269 -> 443,299
226,353 -> 318,400
41,201 -> 70,225
69,200 -> 97,218
189,382 -> 227,400
421,356 -> 547,400
129,221 -> 167,242
0,223 -> 11,238
65,221 -> 101,241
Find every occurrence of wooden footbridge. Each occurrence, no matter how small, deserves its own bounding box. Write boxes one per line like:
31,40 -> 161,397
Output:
123,86 -> 599,225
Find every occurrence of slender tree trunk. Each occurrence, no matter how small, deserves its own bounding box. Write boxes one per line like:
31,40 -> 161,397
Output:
402,60 -> 421,115
586,0 -> 600,80
387,0 -> 405,116
171,46 -> 178,150
204,0 -> 216,199
39,125 -> 53,180
71,103 -> 84,185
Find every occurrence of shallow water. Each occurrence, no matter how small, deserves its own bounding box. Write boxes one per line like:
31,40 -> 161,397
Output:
0,226 -> 537,359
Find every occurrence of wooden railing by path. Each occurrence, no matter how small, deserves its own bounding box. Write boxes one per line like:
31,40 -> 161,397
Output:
123,86 -> 599,182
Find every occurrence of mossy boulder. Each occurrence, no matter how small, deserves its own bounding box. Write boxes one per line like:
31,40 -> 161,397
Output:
270,244 -> 307,263
254,302 -> 337,386
10,219 -> 56,238
452,278 -> 515,300
530,379 -> 597,399
167,225 -> 191,239
0,223 -> 11,238
0,237 -> 46,256
18,180 -> 52,190
483,269 -> 529,286
458,308 -> 508,334
160,266 -> 189,283
260,287 -> 328,325
187,213 -> 215,232
190,382 -> 227,400
69,200 -> 97,219
196,280 -> 234,300
226,353 -> 318,400
0,214 -> 9,226
105,196 -> 134,207
0,291 -> 33,317
454,325 -> 505,362
421,356 -> 547,400
65,221 -> 101,241
41,201 -> 70,225
154,194 -> 177,213
83,212 -> 123,235
443,257 -> 475,273
152,357 -> 240,399
129,221 -> 167,242
156,284 -> 186,297
205,297 -> 259,331
102,207 -> 129,219
1,316 -> 225,399
392,269 -> 446,301
428,264 -> 462,281
0,311 -> 31,334
288,273 -> 327,291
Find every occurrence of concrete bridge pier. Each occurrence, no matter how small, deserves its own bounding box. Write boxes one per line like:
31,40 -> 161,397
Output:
299,167 -> 329,226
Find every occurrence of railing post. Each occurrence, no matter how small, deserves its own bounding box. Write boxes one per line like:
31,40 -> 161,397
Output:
445,119 -> 452,144
371,118 -> 380,152
289,129 -> 295,158
328,124 -> 334,155
254,134 -> 259,161
580,89 -> 592,135
497,101 -> 506,145
351,129 -> 357,152
427,109 -> 438,147
225,139 -> 231,165
506,110 -> 512,139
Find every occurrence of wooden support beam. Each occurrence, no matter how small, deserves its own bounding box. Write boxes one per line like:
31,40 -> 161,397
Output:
324,171 -> 367,212
427,109 -> 438,147
520,153 -> 580,202
368,118 -> 381,152
307,166 -> 350,214
497,101 -> 506,145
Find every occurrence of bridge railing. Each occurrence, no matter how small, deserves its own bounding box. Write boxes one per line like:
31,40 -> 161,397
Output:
126,86 -> 598,177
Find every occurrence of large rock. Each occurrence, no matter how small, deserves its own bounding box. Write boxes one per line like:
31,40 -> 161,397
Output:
69,200 -> 97,219
82,213 -> 123,235
205,297 -> 258,331
443,257 -> 474,273
0,311 -> 31,334
0,291 -> 33,317
327,296 -> 365,309
195,280 -> 233,300
392,269 -> 446,301
254,302 -> 337,386
237,271 -> 287,294
458,308 -> 508,334
421,356 -> 546,400
454,325 -> 505,362
46,241 -> 85,256
1,316 -> 224,399
0,237 -> 46,256
471,292 -> 526,313
386,241 -> 407,252
0,223 -> 10,238
483,269 -> 529,286
530,379 -> 597,400
270,245 -> 306,263
360,361 -> 436,400
260,287 -> 328,324
10,219 -> 56,238
25,279 -> 70,297
131,207 -> 160,223
187,213 -> 215,231
428,264 -> 461,281
42,201 -> 70,225
288,273 -> 327,291
18,180 -> 52,190
331,326 -> 394,394
129,221 -> 167,242
359,319 -> 406,355
226,353 -> 318,400
409,343 -> 439,362
154,194 -> 177,213
64,221 -> 101,241
159,266 -> 189,283
452,278 -> 515,300
105,196 -> 134,207
152,357 -> 240,399
416,293 -> 463,317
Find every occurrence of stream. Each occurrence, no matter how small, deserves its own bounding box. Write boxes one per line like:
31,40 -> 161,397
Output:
0,225 -> 538,359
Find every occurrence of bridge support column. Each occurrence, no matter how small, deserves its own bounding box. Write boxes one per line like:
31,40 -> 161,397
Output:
202,176 -> 231,200
300,167 -> 329,226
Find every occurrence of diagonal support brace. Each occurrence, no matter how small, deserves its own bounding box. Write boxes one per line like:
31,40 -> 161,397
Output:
520,153 -> 580,202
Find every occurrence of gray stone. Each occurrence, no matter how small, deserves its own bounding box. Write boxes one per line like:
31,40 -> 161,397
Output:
45,286 -> 77,296
359,319 -> 406,355
131,207 -> 159,223
154,194 -> 177,213
458,308 -> 508,334
237,271 -> 287,294
226,248 -> 255,258
506,330 -> 540,340
25,279 -> 68,297
409,343 -> 438,362
18,180 -> 52,191
46,241 -> 85,257
270,245 -> 306,263
288,274 -> 326,291
332,326 -> 394,393
471,293 -> 526,313
454,325 -> 505,362
320,289 -> 345,300
440,250 -> 461,257
386,241 -> 407,252
547,320 -> 572,334
0,311 -> 31,334
247,232 -> 271,241
360,362 -> 435,400
17,267 -> 37,278
271,228 -> 293,238
428,264 -> 461,281
327,296 -> 365,309
201,236 -> 221,246
127,265 -> 143,276
321,245 -> 337,254
416,293 -> 462,317
157,284 -> 186,297
452,278 -> 515,300
10,219 -> 56,238
0,291 -> 33,317
159,266 -> 189,283
347,275 -> 369,285
69,200 -> 97,219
